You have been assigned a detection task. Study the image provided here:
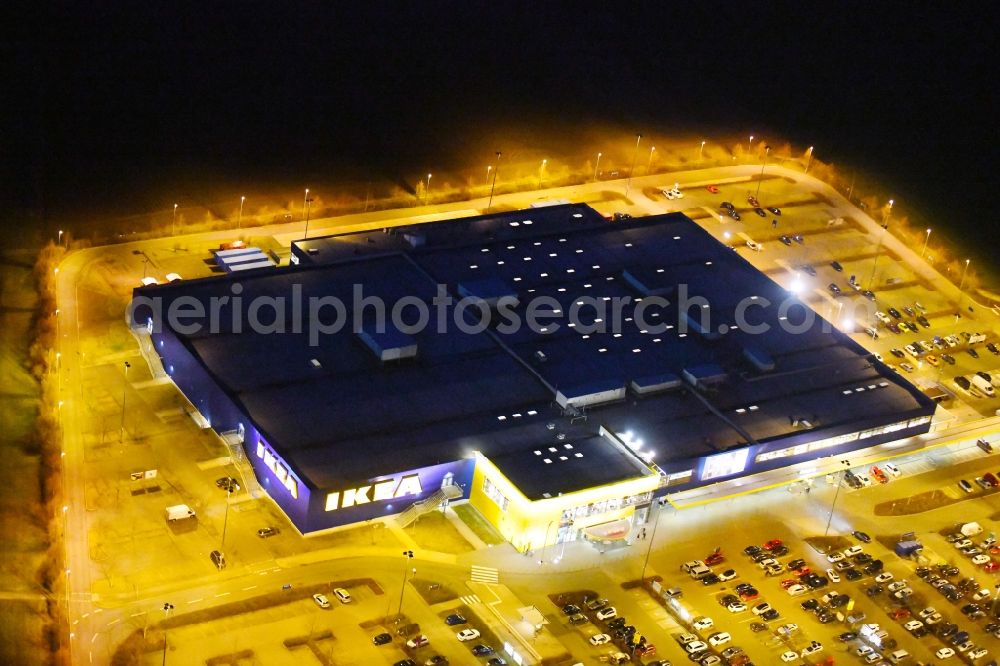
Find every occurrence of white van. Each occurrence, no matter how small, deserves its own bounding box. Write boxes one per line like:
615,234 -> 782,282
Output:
334,587 -> 352,603
971,375 -> 995,397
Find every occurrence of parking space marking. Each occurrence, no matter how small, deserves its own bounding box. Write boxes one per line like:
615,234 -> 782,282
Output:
187,598 -> 203,605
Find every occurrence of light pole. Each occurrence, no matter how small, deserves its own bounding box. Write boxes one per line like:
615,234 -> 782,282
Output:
303,188 -> 309,220
538,160 -> 547,189
699,140 -> 706,161
487,151 -> 502,212
920,228 -> 931,258
958,259 -> 971,311
640,502 -> 663,581
220,485 -> 232,552
302,197 -> 314,240
485,165 -> 492,185
624,133 -> 641,200
754,145 -> 771,199
867,199 -> 893,290
824,459 -> 851,537
120,361 -> 131,442
238,196 -> 245,230
540,521 -> 556,565
805,146 -> 814,173
594,152 -> 602,181
171,203 -> 177,236
883,198 -> 894,227
748,135 -> 754,155
646,146 -> 656,174
58,229 -> 64,246
425,173 -> 432,203
395,550 -> 414,621
161,602 -> 174,666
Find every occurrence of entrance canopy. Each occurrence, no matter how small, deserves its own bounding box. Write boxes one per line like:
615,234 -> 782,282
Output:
583,518 -> 631,541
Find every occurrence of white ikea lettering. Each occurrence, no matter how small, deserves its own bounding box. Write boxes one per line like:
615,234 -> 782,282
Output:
325,474 -> 424,512
255,439 -> 300,501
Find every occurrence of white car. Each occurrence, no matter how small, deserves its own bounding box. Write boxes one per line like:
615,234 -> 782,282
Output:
954,539 -> 973,549
685,640 -> 708,654
662,189 -> 677,200
780,651 -> 799,663
972,554 -> 990,565
884,463 -> 901,477
405,634 -> 429,649
589,633 -> 611,646
708,631 -> 731,647
751,602 -> 772,616
875,311 -> 891,324
826,569 -> 841,583
973,588 -> 991,601
726,601 -> 747,613
692,617 -> 714,631
718,569 -> 738,582
903,620 -> 924,632
857,474 -> 873,487
918,606 -> 938,619
785,584 -> 808,597
887,580 -> 908,592
776,623 -> 799,636
311,593 -> 331,608
874,572 -> 894,583
934,647 -> 955,659
333,587 -> 352,603
456,628 -> 480,642
969,648 -> 989,660
801,640 -> 823,657
827,552 -> 845,563
843,545 -> 863,557
596,607 -> 617,621
677,633 -> 699,645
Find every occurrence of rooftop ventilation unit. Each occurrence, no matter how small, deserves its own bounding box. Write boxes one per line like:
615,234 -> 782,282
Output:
555,379 -> 626,409
356,322 -> 417,362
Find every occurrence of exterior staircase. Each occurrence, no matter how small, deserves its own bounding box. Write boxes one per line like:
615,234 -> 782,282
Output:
395,483 -> 464,527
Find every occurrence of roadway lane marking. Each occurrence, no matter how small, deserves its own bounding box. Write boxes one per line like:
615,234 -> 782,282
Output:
108,618 -> 121,626
82,613 -> 89,619
130,612 -> 143,618
242,585 -> 257,591
188,598 -> 203,604
93,608 -> 102,614
215,592 -> 230,598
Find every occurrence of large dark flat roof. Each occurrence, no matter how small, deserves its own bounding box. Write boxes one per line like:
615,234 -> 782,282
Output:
137,205 -> 933,498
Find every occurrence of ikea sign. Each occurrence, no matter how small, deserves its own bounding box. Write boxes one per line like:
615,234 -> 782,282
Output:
325,474 -> 423,511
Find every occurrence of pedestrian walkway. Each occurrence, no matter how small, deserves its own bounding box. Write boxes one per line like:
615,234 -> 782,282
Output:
459,594 -> 481,605
470,565 -> 499,583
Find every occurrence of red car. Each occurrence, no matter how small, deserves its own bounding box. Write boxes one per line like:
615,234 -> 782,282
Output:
738,588 -> 759,601
870,466 -> 888,484
795,567 -> 813,578
763,539 -> 783,551
706,184 -> 720,194
780,579 -> 798,589
983,472 -> 999,487
984,561 -> 1000,573
705,552 -> 725,566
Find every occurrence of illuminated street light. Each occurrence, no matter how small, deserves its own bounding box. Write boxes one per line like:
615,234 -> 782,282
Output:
824,459 -> 852,537
538,160 -> 547,188
58,229 -> 64,245
699,140 -> 706,161
302,196 -> 314,240
120,361 -> 131,443
921,228 -> 932,258
395,550 -> 415,621
646,146 -> 656,174
748,135 -> 754,154
161,602 -> 175,665
171,203 -> 178,236
754,145 -> 771,199
238,196 -> 245,230
303,188 -> 309,220
868,202 -> 894,290
883,198 -> 894,227
958,259 -> 971,311
594,152 -> 602,181
485,164 -> 492,185
805,146 -> 814,173
640,500 -> 663,580
624,133 -> 641,200
426,173 -> 432,202
487,151 -> 502,212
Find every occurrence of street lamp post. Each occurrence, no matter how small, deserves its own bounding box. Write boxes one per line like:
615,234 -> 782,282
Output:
624,134 -> 641,200
58,229 -> 64,246
748,135 -> 754,155
238,196 -> 245,230
640,501 -> 663,581
425,173 -> 432,202
883,198 -> 895,227
594,152 -> 602,181
395,550 -> 415,621
487,151 -> 501,213
220,485 -> 232,551
171,204 -> 177,236
754,145 -> 771,199
699,141 -> 706,161
302,197 -> 314,240
161,602 -> 174,666
485,165 -> 492,185
805,146 -> 814,173
824,460 -> 851,537
538,160 -> 546,189
303,188 -> 309,220
958,259 -> 971,311
646,146 -> 656,174
920,228 -> 931,258
120,361 -> 131,442
867,200 -> 893,290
